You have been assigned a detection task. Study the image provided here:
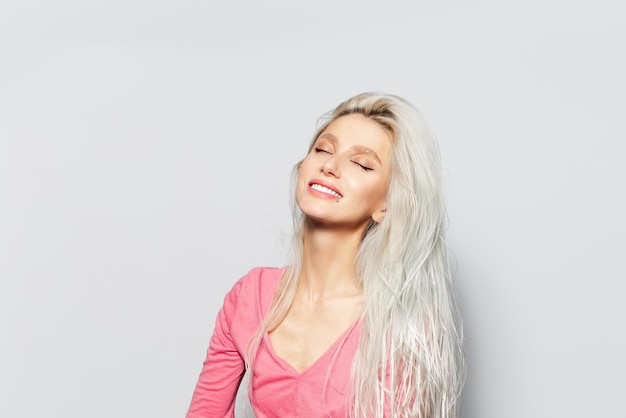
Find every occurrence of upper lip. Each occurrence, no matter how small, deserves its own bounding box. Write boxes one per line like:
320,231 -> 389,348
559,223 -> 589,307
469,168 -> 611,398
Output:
308,179 -> 343,197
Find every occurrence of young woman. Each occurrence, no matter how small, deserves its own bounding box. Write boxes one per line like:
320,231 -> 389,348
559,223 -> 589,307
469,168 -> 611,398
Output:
186,92 -> 465,418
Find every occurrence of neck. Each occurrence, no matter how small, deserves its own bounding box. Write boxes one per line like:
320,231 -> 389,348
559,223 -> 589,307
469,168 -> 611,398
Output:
299,219 -> 367,300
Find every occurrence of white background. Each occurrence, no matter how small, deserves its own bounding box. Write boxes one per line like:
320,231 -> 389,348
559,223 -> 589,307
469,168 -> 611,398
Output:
1,1 -> 624,417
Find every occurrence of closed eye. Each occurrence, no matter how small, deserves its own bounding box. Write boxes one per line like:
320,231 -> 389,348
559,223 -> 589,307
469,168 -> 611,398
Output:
353,161 -> 373,171
315,147 -> 331,154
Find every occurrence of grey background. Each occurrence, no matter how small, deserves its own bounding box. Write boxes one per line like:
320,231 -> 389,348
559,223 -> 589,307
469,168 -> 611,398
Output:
1,1 -> 624,417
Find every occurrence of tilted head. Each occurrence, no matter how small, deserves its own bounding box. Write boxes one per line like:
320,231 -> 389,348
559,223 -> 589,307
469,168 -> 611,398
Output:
296,92 -> 444,258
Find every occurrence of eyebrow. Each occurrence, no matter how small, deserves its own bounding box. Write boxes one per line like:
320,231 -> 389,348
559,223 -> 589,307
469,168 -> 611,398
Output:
352,145 -> 382,164
317,133 -> 382,164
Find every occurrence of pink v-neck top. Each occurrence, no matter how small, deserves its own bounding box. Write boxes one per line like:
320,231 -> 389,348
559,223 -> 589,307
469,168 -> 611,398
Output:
186,267 -> 361,418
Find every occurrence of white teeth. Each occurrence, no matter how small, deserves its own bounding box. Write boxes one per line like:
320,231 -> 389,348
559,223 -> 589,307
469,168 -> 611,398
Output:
311,183 -> 342,198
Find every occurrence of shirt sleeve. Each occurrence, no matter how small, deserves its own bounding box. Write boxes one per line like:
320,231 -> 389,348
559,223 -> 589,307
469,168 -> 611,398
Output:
186,279 -> 246,418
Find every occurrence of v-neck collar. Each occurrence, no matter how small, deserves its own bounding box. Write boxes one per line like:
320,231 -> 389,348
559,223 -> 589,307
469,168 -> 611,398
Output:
263,319 -> 361,376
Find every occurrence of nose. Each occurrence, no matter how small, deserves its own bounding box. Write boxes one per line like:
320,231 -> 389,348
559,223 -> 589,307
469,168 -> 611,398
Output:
320,155 -> 340,178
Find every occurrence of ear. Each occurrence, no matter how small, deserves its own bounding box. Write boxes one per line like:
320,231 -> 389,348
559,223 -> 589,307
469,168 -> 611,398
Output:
371,208 -> 386,223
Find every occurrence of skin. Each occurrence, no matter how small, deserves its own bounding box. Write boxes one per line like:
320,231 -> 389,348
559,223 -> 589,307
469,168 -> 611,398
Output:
269,113 -> 392,373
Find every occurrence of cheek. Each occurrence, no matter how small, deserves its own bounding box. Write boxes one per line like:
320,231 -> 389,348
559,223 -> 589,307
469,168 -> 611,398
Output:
368,179 -> 389,208
295,164 -> 310,202
297,161 -> 311,184
298,155 -> 314,176
353,179 -> 387,207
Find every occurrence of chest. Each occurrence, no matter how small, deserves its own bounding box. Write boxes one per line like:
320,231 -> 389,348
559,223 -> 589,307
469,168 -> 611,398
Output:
269,298 -> 362,374
250,323 -> 361,417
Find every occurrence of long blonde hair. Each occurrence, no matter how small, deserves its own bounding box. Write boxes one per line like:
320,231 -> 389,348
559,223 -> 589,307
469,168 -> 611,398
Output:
247,92 -> 465,417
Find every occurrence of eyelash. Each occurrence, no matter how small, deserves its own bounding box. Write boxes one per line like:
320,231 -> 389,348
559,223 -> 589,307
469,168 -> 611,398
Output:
314,148 -> 374,171
354,162 -> 373,171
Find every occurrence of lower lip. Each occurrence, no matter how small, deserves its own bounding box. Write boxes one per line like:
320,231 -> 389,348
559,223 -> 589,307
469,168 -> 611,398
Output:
308,184 -> 342,200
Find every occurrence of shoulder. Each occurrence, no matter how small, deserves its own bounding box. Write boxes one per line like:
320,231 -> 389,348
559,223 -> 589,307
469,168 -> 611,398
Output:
225,266 -> 286,319
233,266 -> 286,295
239,266 -> 286,283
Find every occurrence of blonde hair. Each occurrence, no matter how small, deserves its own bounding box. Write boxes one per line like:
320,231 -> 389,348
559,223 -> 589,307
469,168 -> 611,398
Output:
247,92 -> 465,417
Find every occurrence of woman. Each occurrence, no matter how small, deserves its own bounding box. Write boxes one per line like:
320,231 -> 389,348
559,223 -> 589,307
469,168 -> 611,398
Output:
186,92 -> 465,417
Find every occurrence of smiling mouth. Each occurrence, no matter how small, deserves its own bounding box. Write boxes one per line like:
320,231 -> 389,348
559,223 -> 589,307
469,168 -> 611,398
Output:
310,183 -> 343,198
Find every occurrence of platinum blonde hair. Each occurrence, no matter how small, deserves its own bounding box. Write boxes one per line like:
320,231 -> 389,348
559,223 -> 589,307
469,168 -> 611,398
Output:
247,92 -> 465,417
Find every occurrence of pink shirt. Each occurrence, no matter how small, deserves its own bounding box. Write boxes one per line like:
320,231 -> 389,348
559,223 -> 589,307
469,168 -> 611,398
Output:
186,267 -> 361,418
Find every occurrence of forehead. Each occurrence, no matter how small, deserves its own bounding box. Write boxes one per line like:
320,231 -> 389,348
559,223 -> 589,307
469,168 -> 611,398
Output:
317,113 -> 392,156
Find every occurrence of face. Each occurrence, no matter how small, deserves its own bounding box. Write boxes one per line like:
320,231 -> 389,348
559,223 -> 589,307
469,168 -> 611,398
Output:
296,113 -> 391,230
